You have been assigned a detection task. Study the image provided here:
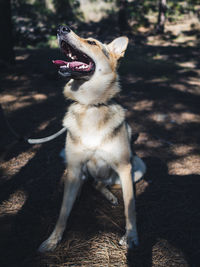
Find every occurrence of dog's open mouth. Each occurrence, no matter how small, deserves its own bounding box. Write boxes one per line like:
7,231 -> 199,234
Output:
53,41 -> 95,77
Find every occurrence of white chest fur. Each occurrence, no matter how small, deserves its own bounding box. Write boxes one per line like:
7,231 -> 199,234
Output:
79,109 -> 106,148
63,103 -> 125,150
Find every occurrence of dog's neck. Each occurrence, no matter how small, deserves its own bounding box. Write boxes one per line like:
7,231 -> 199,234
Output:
63,72 -> 120,106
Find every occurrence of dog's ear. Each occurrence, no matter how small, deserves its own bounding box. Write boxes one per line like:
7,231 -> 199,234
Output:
108,37 -> 129,59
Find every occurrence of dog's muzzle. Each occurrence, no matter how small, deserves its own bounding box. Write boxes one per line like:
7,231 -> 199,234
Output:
53,25 -> 95,78
57,26 -> 71,36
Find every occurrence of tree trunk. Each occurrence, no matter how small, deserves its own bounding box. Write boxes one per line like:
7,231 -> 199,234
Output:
53,0 -> 74,21
0,103 -> 13,155
156,0 -> 167,33
117,0 -> 130,32
0,0 -> 15,64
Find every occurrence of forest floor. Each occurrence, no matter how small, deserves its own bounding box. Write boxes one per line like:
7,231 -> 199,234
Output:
0,17 -> 200,266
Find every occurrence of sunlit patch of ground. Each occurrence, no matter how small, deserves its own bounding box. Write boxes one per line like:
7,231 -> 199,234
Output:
147,16 -> 200,47
0,190 -> 27,217
168,154 -> 200,176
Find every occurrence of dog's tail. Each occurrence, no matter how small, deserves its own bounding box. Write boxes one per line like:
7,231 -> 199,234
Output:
132,155 -> 146,183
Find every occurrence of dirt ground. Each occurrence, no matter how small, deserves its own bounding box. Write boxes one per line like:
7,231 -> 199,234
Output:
0,19 -> 200,266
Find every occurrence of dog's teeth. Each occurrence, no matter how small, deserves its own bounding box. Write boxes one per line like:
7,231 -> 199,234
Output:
67,63 -> 69,68
68,53 -> 74,59
74,64 -> 89,70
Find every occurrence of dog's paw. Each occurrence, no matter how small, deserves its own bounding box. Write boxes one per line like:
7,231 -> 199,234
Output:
38,237 -> 59,253
119,232 -> 139,249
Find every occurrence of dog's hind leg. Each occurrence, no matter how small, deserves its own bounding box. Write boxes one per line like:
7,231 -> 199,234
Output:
94,181 -> 118,205
38,166 -> 83,252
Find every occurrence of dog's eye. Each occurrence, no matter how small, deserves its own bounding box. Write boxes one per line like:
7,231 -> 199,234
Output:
87,40 -> 96,45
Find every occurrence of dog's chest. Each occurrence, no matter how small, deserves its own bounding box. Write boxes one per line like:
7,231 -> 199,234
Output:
63,103 -> 125,149
79,110 -> 106,147
64,106 -> 111,148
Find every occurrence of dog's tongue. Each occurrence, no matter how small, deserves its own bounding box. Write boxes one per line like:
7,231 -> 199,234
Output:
53,60 -> 87,68
53,60 -> 67,66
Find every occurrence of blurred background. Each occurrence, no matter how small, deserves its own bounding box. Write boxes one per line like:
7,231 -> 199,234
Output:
0,1 -> 200,267
0,0 -> 200,62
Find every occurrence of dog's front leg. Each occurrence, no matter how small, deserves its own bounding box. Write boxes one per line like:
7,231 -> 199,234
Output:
116,163 -> 139,248
38,166 -> 83,252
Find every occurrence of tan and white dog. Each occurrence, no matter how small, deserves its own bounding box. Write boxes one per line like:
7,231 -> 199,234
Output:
38,26 -> 146,252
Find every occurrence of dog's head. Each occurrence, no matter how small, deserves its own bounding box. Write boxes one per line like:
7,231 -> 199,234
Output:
54,26 -> 128,105
54,26 -> 128,80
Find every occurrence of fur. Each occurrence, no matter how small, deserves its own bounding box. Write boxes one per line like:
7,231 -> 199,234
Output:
38,26 -> 146,252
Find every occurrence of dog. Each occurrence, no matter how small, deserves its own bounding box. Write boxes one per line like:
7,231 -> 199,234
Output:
38,26 -> 146,252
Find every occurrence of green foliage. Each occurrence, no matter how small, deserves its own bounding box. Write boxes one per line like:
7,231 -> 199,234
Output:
129,0 -> 153,28
123,0 -> 199,30
11,0 -> 200,47
32,0 -> 52,15
120,0 -> 156,30
11,0 -> 82,47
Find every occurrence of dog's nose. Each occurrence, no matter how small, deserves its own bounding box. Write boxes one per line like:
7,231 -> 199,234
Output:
57,26 -> 71,35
